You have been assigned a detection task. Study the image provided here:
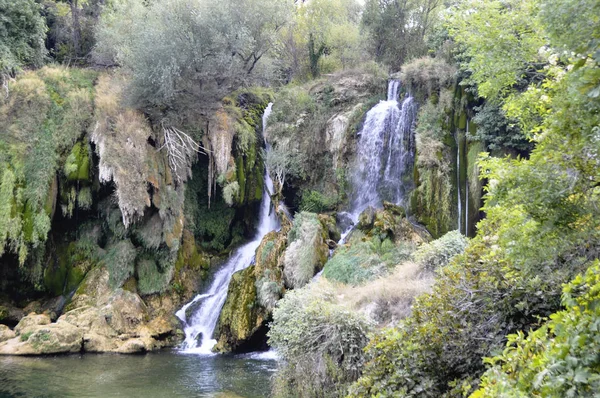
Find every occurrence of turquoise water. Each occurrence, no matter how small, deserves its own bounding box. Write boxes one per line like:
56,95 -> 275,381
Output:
0,351 -> 277,398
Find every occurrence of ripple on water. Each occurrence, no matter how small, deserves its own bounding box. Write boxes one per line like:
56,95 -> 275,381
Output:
0,351 -> 277,398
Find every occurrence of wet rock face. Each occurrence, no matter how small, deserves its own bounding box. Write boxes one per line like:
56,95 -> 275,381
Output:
0,267 -> 181,355
214,212 -> 335,354
213,229 -> 288,354
357,205 -> 430,245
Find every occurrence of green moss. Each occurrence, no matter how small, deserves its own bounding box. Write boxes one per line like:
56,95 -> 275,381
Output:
137,256 -> 172,296
64,141 -> 90,182
214,265 -> 261,352
0,66 -> 96,272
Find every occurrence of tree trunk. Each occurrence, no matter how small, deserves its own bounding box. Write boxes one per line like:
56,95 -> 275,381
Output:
70,0 -> 81,59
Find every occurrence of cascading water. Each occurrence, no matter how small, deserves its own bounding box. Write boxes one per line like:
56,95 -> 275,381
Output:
464,120 -> 469,236
349,80 -> 417,219
456,132 -> 462,232
176,103 -> 279,355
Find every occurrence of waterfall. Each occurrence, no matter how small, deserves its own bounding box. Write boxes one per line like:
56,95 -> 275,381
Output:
464,120 -> 469,236
456,132 -> 462,232
350,80 -> 417,219
176,103 -> 279,355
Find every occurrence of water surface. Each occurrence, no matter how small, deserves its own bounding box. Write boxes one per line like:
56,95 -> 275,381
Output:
0,351 -> 276,398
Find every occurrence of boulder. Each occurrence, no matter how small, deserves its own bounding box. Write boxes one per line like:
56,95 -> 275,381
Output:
14,313 -> 51,335
0,325 -> 15,342
357,206 -> 376,231
0,320 -> 83,355
0,266 -> 179,355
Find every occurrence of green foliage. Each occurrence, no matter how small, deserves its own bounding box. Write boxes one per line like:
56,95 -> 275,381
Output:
299,190 -> 338,213
361,0 -> 442,70
0,0 -> 46,75
0,67 -> 95,269
474,262 -> 600,398
352,1 -> 600,394
44,0 -> 105,63
94,0 -> 293,111
269,283 -> 373,397
412,230 -> 468,271
323,237 -> 412,285
471,102 -> 532,154
286,0 -> 364,78
446,0 -> 545,101
102,240 -> 137,289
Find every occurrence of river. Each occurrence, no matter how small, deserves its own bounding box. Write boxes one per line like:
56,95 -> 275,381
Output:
0,351 -> 277,397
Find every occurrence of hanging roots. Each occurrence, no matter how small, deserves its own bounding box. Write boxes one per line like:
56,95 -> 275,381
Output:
160,124 -> 209,183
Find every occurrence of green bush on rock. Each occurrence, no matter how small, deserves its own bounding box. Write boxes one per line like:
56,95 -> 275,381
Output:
412,230 -> 468,271
269,283 -> 373,398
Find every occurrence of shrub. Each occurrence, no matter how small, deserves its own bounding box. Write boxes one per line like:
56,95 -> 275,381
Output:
474,261 -> 600,397
323,238 -> 412,285
400,57 -> 457,97
299,190 -> 338,213
412,230 -> 468,271
255,269 -> 283,311
269,283 -> 373,397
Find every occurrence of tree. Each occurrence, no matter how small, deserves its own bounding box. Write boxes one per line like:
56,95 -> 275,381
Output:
44,0 -> 106,63
278,0 -> 363,79
362,0 -> 443,70
94,0 -> 293,111
0,0 -> 46,79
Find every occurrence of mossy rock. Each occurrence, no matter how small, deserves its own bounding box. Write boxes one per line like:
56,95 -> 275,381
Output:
213,266 -> 265,353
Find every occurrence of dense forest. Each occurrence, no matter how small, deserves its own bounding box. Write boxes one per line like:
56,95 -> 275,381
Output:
0,0 -> 599,397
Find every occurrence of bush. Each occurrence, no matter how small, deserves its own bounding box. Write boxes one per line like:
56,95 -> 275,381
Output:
323,237 -> 412,285
412,230 -> 468,271
400,57 -> 457,97
474,261 -> 600,397
299,190 -> 339,213
269,283 -> 373,397
255,269 -> 283,311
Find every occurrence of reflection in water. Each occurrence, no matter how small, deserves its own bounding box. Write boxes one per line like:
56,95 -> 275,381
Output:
0,351 -> 276,398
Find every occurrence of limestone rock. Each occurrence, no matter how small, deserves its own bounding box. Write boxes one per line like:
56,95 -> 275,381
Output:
0,325 -> 15,342
14,313 -> 51,335
214,227 -> 289,354
357,206 -> 376,231
0,320 -> 83,355
0,266 -> 180,356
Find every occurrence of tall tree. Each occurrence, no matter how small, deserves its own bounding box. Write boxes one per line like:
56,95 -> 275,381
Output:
0,0 -> 47,78
94,0 -> 293,111
362,0 -> 443,70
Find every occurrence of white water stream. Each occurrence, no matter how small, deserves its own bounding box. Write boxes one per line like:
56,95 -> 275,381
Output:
349,80 -> 417,221
176,103 -> 279,354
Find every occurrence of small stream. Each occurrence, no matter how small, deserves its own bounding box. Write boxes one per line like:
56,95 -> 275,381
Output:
0,351 -> 276,398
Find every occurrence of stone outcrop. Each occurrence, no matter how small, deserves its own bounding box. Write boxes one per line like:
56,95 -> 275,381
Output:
0,267 -> 181,355
213,228 -> 288,353
213,212 -> 336,354
355,204 -> 430,245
